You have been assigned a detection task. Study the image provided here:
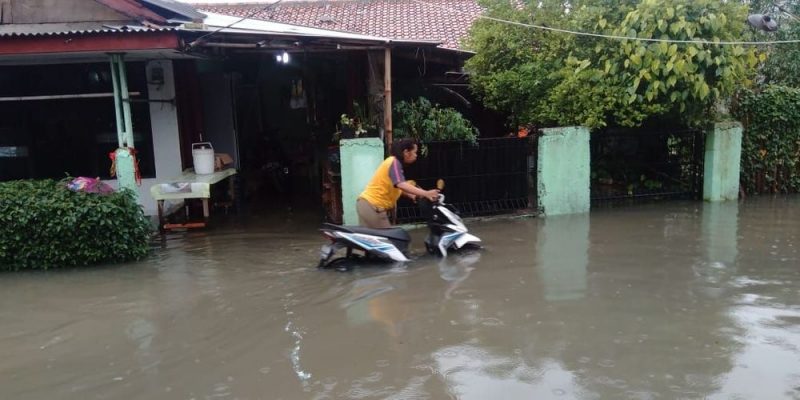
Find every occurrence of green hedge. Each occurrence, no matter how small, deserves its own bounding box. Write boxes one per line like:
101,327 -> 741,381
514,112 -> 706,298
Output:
0,180 -> 152,270
731,86 -> 800,194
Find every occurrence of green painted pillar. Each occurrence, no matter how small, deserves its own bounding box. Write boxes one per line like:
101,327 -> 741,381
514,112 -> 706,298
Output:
114,148 -> 137,195
537,126 -> 590,216
340,138 -> 385,226
703,121 -> 743,202
109,53 -> 138,198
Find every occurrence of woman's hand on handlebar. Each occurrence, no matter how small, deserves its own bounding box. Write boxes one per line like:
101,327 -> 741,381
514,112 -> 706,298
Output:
398,181 -> 440,202
422,189 -> 440,202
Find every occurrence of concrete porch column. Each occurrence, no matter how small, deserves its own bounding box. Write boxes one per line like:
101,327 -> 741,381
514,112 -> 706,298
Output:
537,126 -> 591,216
109,53 -> 138,199
340,138 -> 385,225
703,121 -> 743,202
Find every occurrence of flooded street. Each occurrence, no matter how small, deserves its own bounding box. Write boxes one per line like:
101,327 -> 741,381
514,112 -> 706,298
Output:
1,197 -> 799,399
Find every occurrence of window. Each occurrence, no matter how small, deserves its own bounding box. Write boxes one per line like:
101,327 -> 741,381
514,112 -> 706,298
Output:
0,62 -> 155,181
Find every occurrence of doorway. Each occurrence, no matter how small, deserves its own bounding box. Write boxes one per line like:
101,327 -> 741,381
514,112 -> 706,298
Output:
225,52 -> 363,223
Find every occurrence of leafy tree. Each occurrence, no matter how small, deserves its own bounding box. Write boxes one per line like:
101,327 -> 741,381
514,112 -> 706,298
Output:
466,0 -> 761,129
464,0 -> 606,127
748,1 -> 800,86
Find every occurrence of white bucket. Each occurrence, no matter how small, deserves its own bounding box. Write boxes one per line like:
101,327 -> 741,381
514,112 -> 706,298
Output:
192,142 -> 215,175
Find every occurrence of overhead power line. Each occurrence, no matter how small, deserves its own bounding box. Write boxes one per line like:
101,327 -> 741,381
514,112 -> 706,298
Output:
188,0 -> 285,48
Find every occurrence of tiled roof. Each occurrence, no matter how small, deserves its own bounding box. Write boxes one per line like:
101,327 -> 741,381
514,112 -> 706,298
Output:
197,11 -> 404,44
194,0 -> 482,50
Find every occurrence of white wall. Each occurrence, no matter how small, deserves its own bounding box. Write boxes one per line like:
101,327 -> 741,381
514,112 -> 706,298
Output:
104,60 -> 182,216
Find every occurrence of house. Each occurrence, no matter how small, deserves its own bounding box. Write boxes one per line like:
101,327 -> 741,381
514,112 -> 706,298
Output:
194,0 -> 508,143
0,0 -> 445,219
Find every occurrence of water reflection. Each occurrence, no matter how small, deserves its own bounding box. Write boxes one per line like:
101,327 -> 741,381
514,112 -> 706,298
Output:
709,197 -> 800,399
702,201 -> 740,267
438,251 -> 481,300
432,345 -> 580,399
342,274 -> 407,337
536,215 -> 589,302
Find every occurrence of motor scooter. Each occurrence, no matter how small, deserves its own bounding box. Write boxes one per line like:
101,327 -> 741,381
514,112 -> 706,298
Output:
318,180 -> 481,269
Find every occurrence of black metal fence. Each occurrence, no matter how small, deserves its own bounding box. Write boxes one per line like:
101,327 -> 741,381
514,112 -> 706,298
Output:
591,128 -> 704,205
396,137 -> 535,223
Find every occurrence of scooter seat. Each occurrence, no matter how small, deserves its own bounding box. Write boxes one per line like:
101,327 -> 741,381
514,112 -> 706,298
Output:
322,223 -> 410,242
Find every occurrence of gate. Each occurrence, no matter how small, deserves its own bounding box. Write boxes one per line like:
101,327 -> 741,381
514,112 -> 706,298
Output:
396,136 -> 535,223
591,128 -> 704,205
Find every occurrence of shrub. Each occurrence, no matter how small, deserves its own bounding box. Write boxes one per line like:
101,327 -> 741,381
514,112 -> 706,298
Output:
394,97 -> 479,145
731,86 -> 800,194
0,179 -> 152,270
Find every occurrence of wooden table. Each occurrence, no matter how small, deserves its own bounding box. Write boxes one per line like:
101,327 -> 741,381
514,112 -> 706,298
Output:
150,168 -> 237,230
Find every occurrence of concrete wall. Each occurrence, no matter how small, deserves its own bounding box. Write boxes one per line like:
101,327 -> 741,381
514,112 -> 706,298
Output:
340,138 -> 384,226
105,60 -> 182,216
537,126 -> 590,216
703,121 -> 743,202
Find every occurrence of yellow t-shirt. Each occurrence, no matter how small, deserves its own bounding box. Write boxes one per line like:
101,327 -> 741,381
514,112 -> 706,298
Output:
359,156 -> 406,210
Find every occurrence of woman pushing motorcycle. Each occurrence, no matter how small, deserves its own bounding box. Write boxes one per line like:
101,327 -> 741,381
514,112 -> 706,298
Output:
357,139 -> 440,229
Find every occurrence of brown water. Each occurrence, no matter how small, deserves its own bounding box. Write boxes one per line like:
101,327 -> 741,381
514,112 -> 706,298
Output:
1,197 -> 799,400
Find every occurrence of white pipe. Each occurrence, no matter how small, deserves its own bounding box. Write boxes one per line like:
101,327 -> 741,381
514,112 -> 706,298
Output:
110,55 -> 125,148
117,56 -> 135,147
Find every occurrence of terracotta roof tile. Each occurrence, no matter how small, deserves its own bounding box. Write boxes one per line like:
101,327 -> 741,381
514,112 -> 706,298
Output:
195,0 -> 482,50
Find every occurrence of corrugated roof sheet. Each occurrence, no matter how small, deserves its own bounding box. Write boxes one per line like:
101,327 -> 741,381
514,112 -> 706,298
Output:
0,22 -> 175,37
195,0 -> 482,50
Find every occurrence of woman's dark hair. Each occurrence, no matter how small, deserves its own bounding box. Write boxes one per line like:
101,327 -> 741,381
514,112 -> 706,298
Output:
391,138 -> 418,160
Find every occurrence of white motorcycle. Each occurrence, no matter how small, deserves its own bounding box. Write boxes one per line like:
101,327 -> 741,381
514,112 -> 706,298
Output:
318,180 -> 481,269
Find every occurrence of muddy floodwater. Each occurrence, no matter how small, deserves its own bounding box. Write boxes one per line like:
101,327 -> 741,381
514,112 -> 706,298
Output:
1,197 -> 799,399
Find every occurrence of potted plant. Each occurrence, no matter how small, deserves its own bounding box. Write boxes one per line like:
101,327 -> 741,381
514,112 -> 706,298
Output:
335,101 -> 378,141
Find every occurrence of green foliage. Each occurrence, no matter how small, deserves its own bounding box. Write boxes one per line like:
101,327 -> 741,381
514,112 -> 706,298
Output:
0,180 -> 152,270
731,86 -> 800,194
393,97 -> 479,144
465,0 -> 585,127
466,0 -> 760,129
751,1 -> 800,86
598,0 -> 758,124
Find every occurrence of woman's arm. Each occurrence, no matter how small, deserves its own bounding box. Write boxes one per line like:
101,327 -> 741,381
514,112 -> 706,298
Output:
397,181 -> 439,202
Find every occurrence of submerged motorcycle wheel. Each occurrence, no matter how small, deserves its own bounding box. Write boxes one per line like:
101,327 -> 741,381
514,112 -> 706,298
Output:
320,253 -> 367,270
425,241 -> 439,256
321,257 -> 357,272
